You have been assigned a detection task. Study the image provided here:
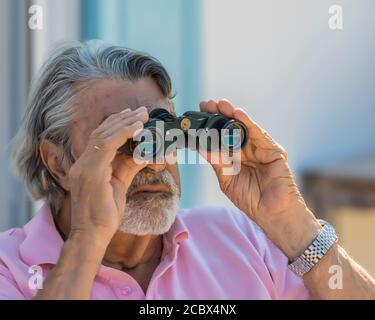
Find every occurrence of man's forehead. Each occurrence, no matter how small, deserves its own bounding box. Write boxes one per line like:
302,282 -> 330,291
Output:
73,79 -> 170,133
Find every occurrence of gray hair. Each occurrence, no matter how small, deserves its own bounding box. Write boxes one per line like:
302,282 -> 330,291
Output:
12,40 -> 174,214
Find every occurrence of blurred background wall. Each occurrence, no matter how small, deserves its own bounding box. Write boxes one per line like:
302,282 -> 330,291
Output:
202,0 -> 375,206
0,0 -> 374,273
0,0 -> 81,224
0,0 -> 30,228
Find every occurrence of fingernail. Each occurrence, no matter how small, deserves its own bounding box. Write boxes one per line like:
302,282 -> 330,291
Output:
136,106 -> 147,113
120,108 -> 131,114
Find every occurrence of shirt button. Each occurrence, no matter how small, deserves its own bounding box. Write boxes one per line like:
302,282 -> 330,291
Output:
120,286 -> 132,296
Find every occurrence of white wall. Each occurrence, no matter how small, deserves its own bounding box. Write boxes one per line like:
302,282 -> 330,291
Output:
0,0 -> 33,229
28,0 -> 81,76
0,1 -> 82,229
201,0 -> 375,207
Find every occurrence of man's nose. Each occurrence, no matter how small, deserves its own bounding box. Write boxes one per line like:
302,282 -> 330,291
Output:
147,162 -> 166,173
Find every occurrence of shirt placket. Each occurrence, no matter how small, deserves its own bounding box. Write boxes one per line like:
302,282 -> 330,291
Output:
145,241 -> 181,299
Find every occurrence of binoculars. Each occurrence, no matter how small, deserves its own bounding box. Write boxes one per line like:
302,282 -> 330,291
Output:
118,108 -> 248,159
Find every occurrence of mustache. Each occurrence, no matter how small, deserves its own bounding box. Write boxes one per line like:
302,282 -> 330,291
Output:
126,167 -> 179,197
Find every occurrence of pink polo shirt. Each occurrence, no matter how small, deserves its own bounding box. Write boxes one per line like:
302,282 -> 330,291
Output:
0,203 -> 310,299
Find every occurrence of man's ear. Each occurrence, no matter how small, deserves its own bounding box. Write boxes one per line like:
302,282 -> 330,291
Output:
39,139 -> 71,191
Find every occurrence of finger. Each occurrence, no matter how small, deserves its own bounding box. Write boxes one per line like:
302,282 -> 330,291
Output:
103,121 -> 144,149
217,98 -> 236,118
112,154 -> 149,189
199,101 -> 207,112
200,99 -> 219,113
101,111 -> 149,138
98,108 -> 133,127
86,121 -> 145,166
96,107 -> 147,134
111,177 -> 127,216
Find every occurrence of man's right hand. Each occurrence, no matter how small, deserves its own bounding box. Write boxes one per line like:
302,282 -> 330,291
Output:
34,107 -> 150,300
68,106 -> 150,245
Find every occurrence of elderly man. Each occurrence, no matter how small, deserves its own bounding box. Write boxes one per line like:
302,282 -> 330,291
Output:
0,41 -> 374,300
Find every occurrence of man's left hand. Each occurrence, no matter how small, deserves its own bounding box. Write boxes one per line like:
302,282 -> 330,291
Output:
199,99 -> 322,259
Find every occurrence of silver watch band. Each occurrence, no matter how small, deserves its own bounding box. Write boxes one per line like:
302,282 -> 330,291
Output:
288,219 -> 338,277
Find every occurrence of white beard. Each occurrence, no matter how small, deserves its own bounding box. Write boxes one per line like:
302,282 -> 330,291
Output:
118,193 -> 180,235
118,168 -> 180,235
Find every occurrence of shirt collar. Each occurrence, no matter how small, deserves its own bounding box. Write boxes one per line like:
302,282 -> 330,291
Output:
165,211 -> 189,245
19,202 -> 189,267
19,203 -> 64,266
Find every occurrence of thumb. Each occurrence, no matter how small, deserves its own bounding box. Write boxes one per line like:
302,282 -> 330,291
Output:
112,154 -> 149,190
111,178 -> 127,219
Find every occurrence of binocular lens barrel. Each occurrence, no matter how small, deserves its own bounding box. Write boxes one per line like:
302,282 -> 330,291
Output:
221,121 -> 248,151
119,108 -> 248,158
131,128 -> 163,160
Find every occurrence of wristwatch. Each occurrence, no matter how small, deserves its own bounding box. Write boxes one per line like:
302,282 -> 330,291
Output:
288,219 -> 338,277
